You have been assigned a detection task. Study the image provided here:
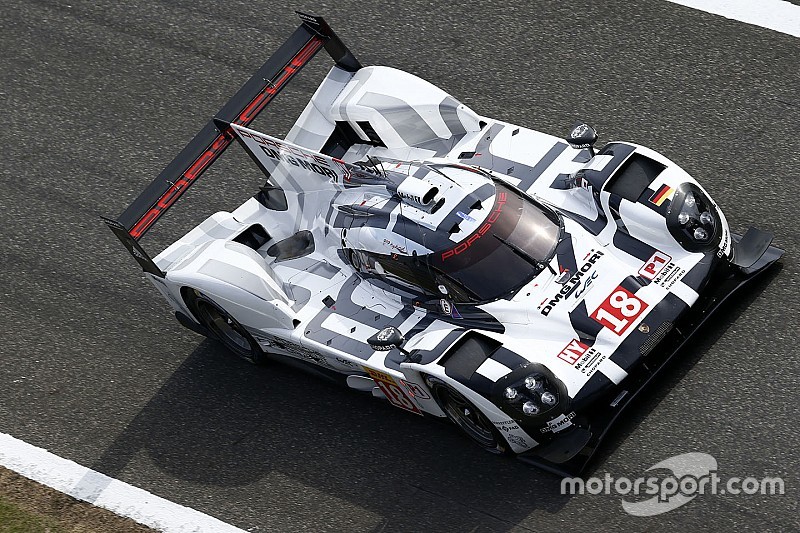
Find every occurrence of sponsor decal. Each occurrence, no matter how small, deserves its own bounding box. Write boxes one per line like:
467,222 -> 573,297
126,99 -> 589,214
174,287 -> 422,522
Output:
258,145 -> 339,180
570,124 -> 590,139
252,331 -> 333,367
364,367 -> 422,415
398,191 -> 426,204
574,347 -> 606,376
350,159 -> 383,177
493,421 -> 530,448
506,433 -> 530,448
717,227 -> 731,258
441,192 -> 507,261
382,238 -> 407,254
652,262 -> 686,290
591,286 -> 648,336
573,270 -> 598,300
456,210 -> 476,223
494,420 -> 522,433
297,350 -> 333,368
401,380 -> 431,400
335,356 -> 357,368
557,339 -> 590,364
437,298 -> 462,319
639,251 -> 671,280
539,250 -> 604,316
540,411 -> 577,434
649,184 -> 675,207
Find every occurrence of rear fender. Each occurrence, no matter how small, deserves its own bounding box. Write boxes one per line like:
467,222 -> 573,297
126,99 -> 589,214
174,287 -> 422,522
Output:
166,240 -> 298,331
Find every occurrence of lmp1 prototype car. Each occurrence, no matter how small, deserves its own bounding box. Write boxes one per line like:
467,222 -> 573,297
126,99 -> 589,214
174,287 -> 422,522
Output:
104,13 -> 783,475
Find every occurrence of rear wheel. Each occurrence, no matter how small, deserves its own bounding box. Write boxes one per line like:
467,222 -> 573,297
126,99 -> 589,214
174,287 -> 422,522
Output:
427,377 -> 509,455
185,290 -> 266,365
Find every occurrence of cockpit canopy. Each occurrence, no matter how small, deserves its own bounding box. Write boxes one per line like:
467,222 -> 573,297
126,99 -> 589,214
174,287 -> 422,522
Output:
347,178 -> 561,302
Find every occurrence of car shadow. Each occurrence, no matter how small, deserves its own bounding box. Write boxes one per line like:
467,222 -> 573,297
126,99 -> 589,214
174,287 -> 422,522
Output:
86,263 -> 783,531
88,340 -> 568,530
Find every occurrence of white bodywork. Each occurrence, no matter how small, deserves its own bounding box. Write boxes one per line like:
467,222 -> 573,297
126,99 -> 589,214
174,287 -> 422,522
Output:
147,65 -> 732,454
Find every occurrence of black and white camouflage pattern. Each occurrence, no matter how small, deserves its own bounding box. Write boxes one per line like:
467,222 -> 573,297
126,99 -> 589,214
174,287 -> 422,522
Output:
147,65 -> 732,453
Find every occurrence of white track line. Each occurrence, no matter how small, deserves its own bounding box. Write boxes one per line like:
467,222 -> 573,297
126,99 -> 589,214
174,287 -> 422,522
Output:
665,0 -> 800,38
0,432 -> 246,533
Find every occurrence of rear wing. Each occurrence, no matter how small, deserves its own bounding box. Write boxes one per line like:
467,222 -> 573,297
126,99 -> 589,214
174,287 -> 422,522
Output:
101,12 -> 361,277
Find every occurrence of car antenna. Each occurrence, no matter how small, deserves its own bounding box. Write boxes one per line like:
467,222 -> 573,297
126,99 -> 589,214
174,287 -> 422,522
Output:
366,155 -> 385,178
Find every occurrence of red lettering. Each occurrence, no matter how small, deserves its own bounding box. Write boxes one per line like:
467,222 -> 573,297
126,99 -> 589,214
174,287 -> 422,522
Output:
440,187 -> 509,260
557,339 -> 590,364
638,251 -> 672,280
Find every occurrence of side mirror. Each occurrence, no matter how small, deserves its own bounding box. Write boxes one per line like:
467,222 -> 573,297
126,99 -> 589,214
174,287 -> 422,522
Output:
368,326 -> 408,354
565,122 -> 598,157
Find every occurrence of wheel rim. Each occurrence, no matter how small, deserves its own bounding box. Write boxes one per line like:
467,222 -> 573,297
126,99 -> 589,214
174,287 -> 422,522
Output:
439,387 -> 498,448
196,300 -> 252,355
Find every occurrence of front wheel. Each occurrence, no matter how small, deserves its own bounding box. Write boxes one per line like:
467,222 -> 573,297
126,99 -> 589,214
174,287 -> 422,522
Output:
427,377 -> 509,455
185,290 -> 267,365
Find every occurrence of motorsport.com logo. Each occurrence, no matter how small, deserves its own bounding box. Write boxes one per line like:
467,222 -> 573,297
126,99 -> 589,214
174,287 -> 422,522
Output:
561,452 -> 785,516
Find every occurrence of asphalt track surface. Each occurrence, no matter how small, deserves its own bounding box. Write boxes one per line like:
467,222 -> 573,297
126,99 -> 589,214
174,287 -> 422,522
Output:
0,1 -> 798,531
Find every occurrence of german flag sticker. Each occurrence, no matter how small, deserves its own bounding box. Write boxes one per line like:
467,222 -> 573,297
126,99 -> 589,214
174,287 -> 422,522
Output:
649,184 -> 675,206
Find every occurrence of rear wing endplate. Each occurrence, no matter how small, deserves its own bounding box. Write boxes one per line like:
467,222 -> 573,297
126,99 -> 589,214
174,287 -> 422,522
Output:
103,12 -> 361,273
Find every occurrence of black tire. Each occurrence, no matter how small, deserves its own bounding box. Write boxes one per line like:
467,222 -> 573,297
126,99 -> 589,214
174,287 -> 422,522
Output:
427,377 -> 509,455
184,289 -> 267,365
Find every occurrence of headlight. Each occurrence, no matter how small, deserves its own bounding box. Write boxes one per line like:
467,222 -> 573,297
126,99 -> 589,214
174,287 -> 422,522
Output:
493,363 -> 571,429
666,184 -> 722,252
499,370 -> 562,418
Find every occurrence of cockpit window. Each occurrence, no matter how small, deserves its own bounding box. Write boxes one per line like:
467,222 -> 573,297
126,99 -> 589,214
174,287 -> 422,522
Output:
348,182 -> 561,303
427,182 -> 561,301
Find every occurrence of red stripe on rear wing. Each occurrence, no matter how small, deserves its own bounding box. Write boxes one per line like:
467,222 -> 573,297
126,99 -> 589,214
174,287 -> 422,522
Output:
124,37 -> 322,240
109,12 -> 360,247
120,31 -> 324,240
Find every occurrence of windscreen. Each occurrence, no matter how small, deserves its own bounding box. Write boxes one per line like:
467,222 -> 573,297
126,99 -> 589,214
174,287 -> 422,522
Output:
427,182 -> 561,302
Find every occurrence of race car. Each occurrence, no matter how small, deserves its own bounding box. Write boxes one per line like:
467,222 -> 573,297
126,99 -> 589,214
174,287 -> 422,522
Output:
103,12 -> 783,475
